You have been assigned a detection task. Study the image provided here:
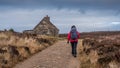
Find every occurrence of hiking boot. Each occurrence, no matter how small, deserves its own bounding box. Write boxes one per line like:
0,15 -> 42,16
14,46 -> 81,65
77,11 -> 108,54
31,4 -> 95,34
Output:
72,54 -> 77,57
74,55 -> 77,57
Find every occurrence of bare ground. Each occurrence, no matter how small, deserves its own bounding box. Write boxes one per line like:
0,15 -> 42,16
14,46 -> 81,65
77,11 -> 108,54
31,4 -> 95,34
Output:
14,40 -> 82,68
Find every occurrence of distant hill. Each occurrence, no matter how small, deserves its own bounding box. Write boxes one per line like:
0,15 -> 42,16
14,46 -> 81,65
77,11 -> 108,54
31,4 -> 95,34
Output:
59,31 -> 120,38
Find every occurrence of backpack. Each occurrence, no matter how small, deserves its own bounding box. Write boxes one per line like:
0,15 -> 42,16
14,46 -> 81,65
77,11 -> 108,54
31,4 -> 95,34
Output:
70,28 -> 78,40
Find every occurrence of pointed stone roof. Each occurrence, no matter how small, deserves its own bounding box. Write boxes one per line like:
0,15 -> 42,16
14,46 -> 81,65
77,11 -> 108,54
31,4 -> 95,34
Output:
33,15 -> 59,31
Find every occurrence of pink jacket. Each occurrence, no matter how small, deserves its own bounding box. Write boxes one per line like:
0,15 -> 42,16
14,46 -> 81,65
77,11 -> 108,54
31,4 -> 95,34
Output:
67,31 -> 80,42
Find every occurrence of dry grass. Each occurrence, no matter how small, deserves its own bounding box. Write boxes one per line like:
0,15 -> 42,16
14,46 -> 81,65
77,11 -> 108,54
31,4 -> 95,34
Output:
78,40 -> 101,68
0,31 -> 58,68
79,35 -> 120,68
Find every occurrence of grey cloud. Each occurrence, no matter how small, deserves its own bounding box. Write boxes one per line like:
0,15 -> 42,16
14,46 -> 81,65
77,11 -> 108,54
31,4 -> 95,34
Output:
115,10 -> 120,16
0,0 -> 120,33
0,0 -> 120,10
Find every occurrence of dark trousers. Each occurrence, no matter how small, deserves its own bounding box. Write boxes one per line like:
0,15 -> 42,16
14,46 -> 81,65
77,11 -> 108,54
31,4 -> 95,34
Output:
70,42 -> 78,55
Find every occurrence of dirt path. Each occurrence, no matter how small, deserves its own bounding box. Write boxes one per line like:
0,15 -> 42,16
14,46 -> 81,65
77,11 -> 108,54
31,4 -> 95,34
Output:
14,40 -> 82,68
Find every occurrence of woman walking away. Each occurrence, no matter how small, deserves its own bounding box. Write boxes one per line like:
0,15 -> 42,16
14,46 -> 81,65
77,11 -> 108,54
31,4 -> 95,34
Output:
67,25 -> 80,57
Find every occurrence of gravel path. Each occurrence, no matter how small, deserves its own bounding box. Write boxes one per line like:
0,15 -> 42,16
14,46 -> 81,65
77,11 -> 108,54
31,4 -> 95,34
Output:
14,41 -> 81,68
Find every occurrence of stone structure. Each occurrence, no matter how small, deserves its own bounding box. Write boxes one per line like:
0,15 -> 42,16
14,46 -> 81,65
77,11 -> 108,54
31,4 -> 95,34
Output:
23,15 -> 59,36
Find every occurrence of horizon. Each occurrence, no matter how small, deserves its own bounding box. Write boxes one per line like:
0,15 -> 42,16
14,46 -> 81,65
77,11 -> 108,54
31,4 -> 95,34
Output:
0,0 -> 120,33
1,28 -> 120,34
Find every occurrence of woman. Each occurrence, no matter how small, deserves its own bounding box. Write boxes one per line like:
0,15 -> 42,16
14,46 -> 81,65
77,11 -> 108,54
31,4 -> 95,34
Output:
67,25 -> 80,57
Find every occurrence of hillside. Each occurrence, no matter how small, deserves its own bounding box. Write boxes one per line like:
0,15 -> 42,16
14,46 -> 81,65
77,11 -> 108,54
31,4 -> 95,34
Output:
0,31 -> 57,68
0,31 -> 120,68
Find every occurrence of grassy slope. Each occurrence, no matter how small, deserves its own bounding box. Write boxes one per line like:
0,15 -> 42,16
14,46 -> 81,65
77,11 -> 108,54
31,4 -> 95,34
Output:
0,31 -> 58,68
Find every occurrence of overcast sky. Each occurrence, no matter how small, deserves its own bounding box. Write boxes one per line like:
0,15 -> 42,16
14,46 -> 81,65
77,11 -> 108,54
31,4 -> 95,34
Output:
0,0 -> 120,33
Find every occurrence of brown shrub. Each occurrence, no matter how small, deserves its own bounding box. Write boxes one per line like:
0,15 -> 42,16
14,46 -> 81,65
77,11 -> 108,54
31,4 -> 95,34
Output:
0,31 -> 57,68
81,34 -> 120,68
